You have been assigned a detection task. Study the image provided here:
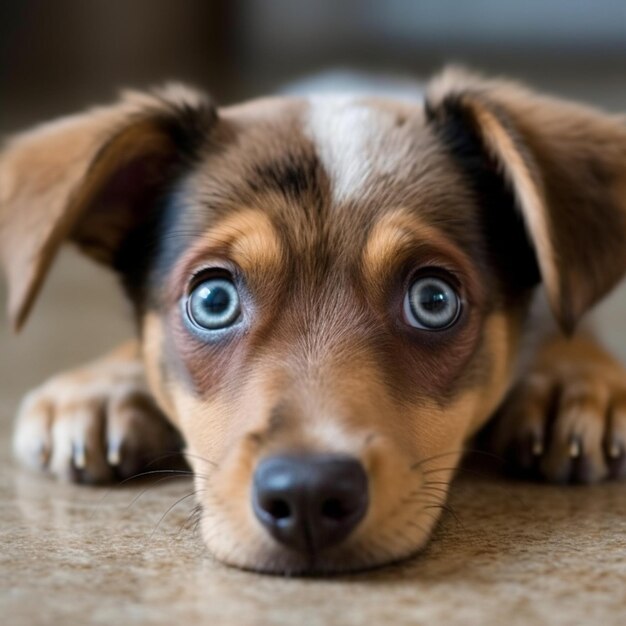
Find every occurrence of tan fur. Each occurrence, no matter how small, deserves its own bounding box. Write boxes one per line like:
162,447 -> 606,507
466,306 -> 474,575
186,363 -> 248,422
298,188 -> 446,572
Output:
494,332 -> 626,483
462,101 -> 559,308
166,207 -> 285,306
427,67 -> 626,331
361,208 -> 477,299
4,69 -> 626,574
0,85 -> 213,330
134,209 -> 521,572
12,340 -> 179,482
141,313 -> 178,422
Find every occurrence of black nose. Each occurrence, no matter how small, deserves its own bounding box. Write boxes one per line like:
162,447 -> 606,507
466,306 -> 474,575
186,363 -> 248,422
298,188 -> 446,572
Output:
252,454 -> 369,554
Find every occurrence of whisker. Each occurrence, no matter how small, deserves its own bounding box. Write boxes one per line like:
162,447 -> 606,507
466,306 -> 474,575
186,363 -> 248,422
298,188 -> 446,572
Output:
149,491 -> 200,540
176,500 -> 205,538
181,451 -> 219,468
406,520 -> 430,536
411,448 -> 506,471
422,467 -> 526,510
418,492 -> 449,504
421,466 -> 489,478
423,504 -> 464,529
119,468 -> 195,485
412,485 -> 450,497
125,474 -> 193,511
410,449 -> 465,470
88,468 -> 196,519
143,450 -> 188,468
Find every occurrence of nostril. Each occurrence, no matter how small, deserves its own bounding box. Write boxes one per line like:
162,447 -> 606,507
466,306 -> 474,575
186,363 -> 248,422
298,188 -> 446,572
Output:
253,454 -> 369,553
267,499 -> 291,520
321,497 -> 349,520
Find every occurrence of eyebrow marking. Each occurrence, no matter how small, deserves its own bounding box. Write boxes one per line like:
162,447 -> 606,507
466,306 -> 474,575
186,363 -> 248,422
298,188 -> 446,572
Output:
219,209 -> 284,271
169,208 -> 284,301
361,209 -> 472,293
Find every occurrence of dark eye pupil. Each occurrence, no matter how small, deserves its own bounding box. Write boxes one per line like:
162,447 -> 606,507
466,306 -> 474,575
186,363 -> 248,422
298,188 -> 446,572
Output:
406,276 -> 460,330
202,286 -> 231,313
420,285 -> 449,314
187,278 -> 241,330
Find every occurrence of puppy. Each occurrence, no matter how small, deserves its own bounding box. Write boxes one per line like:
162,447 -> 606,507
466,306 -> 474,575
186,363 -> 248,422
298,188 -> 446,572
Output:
2,68 -> 626,575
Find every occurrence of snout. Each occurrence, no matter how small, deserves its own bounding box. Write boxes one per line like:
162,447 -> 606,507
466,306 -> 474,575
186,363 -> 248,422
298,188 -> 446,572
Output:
252,454 -> 369,554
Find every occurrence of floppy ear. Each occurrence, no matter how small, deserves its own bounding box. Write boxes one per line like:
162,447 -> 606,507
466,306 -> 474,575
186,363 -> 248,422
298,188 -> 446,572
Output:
0,84 -> 216,330
426,67 -> 626,333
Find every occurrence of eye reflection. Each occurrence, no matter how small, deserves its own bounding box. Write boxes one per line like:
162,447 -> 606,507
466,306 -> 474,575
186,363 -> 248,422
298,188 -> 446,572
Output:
187,278 -> 241,330
404,276 -> 461,330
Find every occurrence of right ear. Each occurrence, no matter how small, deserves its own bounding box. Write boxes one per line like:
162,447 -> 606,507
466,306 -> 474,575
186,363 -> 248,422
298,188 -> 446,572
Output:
0,84 -> 216,330
426,68 -> 626,333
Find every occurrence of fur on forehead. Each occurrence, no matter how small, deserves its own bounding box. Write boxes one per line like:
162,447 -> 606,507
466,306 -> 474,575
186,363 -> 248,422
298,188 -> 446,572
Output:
207,95 -> 454,210
137,91 -> 540,324
159,95 -> 486,269
304,95 -> 431,205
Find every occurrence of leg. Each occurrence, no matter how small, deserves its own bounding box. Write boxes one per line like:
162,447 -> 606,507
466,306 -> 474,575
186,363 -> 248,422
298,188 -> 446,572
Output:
13,340 -> 183,484
492,333 -> 626,483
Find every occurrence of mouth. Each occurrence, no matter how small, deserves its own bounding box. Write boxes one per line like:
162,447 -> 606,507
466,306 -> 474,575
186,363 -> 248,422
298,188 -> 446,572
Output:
199,514 -> 437,576
220,540 -> 431,577
194,449 -> 452,576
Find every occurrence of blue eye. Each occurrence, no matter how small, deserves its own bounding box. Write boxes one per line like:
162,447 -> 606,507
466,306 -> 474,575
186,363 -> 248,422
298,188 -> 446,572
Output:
404,276 -> 461,330
187,278 -> 241,330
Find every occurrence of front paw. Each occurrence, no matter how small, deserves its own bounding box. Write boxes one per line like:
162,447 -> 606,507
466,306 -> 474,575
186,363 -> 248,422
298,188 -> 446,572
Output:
493,337 -> 626,484
13,358 -> 182,484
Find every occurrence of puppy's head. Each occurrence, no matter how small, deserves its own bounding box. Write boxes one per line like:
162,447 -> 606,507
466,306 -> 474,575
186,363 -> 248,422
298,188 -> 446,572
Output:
3,70 -> 626,574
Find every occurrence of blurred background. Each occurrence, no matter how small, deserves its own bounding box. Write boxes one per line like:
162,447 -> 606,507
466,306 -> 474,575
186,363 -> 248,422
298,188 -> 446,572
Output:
1,0 -> 626,409
2,0 -> 626,132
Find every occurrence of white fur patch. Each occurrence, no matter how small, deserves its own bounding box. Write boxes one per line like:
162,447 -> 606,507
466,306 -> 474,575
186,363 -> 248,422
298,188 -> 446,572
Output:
305,96 -> 415,205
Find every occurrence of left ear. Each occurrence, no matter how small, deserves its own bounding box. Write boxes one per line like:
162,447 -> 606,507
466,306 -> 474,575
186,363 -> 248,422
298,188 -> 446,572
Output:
426,67 -> 626,333
0,84 -> 216,330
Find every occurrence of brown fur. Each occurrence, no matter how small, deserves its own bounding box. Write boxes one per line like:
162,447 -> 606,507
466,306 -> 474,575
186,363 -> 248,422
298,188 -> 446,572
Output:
3,69 -> 626,574
427,67 -> 626,331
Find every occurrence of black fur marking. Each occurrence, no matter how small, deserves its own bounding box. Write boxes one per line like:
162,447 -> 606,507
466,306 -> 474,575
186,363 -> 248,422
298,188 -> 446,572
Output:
151,94 -> 218,161
249,153 -> 326,214
115,180 -> 200,319
428,97 -> 541,300
110,102 -> 218,318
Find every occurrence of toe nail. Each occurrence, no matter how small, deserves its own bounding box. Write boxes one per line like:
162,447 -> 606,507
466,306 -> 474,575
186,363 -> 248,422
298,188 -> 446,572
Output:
569,439 -> 581,459
608,442 -> 622,459
73,445 -> 86,469
107,443 -> 121,466
37,443 -> 50,466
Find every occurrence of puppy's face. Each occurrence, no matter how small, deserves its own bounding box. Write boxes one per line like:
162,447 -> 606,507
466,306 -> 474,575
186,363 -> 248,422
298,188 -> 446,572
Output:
4,71 -> 626,574
137,97 -> 533,573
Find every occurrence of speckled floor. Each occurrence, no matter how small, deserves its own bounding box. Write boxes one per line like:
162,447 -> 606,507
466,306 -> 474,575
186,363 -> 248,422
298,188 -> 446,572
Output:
2,238 -> 626,626
1,438 -> 625,626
